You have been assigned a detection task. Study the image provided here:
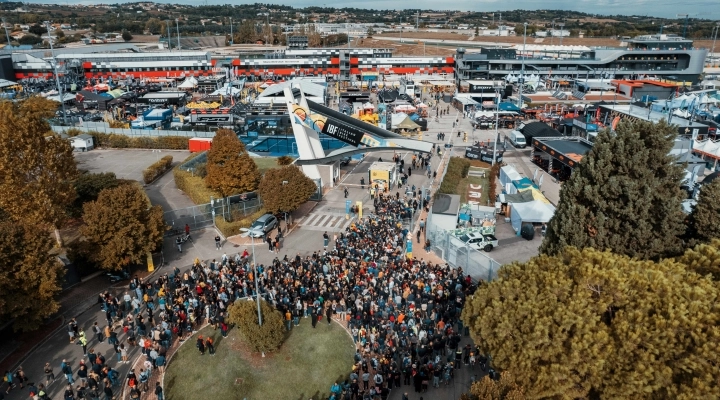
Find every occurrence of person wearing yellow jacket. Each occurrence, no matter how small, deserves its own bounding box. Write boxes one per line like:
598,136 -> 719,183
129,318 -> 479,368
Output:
78,330 -> 88,356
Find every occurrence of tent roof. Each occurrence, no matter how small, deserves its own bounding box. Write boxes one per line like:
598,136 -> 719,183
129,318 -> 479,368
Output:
500,165 -> 522,182
396,117 -> 420,129
520,121 -> 561,139
511,200 -> 556,223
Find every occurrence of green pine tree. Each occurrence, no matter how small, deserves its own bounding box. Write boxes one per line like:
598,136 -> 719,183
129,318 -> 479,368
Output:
686,179 -> 720,244
540,119 -> 686,260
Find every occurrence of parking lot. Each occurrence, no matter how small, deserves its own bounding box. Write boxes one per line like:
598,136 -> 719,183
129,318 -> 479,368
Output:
75,148 -> 190,181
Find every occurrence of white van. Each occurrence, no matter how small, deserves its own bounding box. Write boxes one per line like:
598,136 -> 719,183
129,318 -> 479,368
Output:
508,130 -> 527,148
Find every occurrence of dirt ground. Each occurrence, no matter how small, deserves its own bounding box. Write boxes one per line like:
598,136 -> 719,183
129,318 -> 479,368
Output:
353,37 -> 456,56
379,31 -> 473,41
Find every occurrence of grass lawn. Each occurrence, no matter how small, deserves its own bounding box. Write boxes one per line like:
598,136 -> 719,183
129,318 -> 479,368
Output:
165,320 -> 355,400
253,157 -> 280,173
458,168 -> 490,205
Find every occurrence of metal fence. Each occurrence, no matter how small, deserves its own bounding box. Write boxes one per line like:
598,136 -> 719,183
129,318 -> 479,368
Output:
51,123 -> 215,138
163,193 -> 263,235
426,226 -> 501,282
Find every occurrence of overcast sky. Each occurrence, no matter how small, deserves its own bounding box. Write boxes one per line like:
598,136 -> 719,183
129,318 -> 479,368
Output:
40,0 -> 717,19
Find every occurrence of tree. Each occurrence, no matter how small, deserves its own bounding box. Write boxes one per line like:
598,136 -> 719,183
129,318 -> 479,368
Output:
81,184 -> 165,271
74,172 -> 122,205
121,30 -> 133,41
205,129 -> 260,197
18,34 -> 42,46
474,26 -> 479,36
258,166 -> 317,215
461,247 -> 720,399
276,155 -> 294,166
28,24 -> 47,36
145,18 -> 163,34
237,19 -> 256,43
227,299 -> 286,353
460,372 -> 526,400
679,238 -> 720,282
686,180 -> 720,244
367,26 -> 375,37
0,98 -> 78,237
0,220 -> 65,331
540,120 -> 686,260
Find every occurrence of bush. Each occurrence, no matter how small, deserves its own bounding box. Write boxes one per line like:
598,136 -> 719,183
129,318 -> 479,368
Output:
79,130 -> 190,150
214,208 -> 266,237
143,155 -> 173,184
488,162 -> 502,204
438,157 -> 471,195
174,167 -> 221,204
227,299 -> 286,353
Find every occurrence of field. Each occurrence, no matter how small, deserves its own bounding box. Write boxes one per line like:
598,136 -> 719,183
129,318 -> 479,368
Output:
164,321 -> 355,400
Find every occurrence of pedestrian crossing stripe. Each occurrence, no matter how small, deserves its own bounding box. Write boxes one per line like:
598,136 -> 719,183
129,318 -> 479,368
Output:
298,213 -> 356,231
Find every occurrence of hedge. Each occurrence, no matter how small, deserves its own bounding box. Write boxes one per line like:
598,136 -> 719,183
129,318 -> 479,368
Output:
214,208 -> 266,238
63,129 -> 189,150
143,155 -> 174,184
437,157 -> 471,195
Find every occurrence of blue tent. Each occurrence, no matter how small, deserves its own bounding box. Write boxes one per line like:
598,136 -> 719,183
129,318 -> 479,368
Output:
498,102 -> 522,112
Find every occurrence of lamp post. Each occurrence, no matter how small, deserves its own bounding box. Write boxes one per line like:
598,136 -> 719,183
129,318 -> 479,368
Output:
712,23 -> 720,59
45,21 -> 68,125
229,17 -> 233,45
239,228 -> 263,328
176,18 -> 180,50
492,91 -> 501,166
518,22 -> 527,109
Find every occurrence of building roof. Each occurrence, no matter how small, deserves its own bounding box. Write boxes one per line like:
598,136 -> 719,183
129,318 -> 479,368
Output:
432,194 -> 461,216
259,78 -> 326,99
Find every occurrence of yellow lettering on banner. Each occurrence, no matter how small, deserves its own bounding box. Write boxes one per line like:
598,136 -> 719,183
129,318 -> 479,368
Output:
147,252 -> 154,272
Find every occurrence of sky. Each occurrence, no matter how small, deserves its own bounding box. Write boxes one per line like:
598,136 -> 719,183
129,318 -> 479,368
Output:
35,0 -> 717,19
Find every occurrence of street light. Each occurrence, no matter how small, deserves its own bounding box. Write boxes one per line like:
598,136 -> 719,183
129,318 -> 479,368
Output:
239,228 -> 263,328
712,23 -> 720,60
44,21 -> 68,125
176,18 -> 180,50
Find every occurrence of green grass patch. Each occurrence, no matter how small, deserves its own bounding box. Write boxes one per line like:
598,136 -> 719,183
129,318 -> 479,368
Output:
458,170 -> 490,205
253,157 -> 281,173
165,320 -> 354,400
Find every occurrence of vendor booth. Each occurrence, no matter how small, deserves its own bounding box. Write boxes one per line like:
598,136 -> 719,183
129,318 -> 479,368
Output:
509,200 -> 556,234
368,161 -> 398,191
531,136 -> 593,182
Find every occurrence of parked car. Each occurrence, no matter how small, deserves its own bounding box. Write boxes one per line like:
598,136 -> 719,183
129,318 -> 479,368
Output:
248,213 -> 278,238
340,156 -> 351,166
459,232 -> 499,252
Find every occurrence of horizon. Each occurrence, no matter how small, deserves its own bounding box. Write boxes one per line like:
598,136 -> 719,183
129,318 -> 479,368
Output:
25,0 -> 719,20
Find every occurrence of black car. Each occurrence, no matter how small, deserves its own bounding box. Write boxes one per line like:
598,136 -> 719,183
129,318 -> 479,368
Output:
340,156 -> 351,166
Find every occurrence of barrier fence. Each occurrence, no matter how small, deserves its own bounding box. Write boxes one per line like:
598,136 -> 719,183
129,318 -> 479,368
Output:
51,123 -> 215,138
426,225 -> 501,282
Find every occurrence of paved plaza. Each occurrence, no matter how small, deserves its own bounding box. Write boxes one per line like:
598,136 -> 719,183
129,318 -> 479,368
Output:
0,102 -> 554,400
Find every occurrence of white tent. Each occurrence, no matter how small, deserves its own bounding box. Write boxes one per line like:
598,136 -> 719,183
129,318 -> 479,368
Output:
178,79 -> 196,89
510,200 -> 556,233
210,84 -> 241,96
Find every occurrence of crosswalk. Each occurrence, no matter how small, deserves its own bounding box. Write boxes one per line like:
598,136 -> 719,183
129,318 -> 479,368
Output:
297,212 -> 356,232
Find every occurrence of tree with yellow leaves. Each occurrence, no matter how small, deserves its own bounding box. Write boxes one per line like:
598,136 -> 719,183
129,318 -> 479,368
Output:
0,98 -> 78,241
460,372 -> 526,400
0,219 -> 65,331
81,184 -> 165,271
462,247 -> 720,399
205,129 -> 260,197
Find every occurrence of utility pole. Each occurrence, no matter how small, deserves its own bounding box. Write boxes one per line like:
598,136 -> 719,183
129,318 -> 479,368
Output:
176,18 -> 180,50
518,23 -> 527,109
1,18 -> 11,46
676,14 -> 690,39
44,21 -> 68,125
229,17 -> 233,45
492,91 -> 501,166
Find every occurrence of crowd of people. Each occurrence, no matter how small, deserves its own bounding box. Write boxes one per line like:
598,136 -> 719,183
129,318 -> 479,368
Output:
2,187 -> 485,400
